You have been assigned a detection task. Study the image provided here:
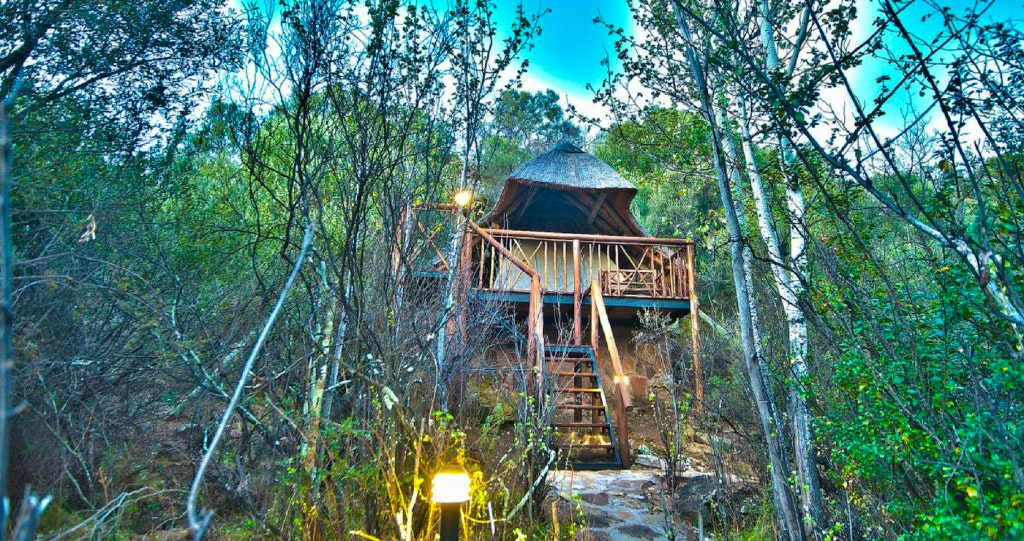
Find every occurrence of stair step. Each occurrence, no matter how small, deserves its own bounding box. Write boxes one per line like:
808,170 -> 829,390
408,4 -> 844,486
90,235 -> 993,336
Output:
558,387 -> 602,393
545,344 -> 593,352
544,352 -> 593,360
552,442 -> 615,450
548,371 -> 597,377
552,422 -> 611,429
558,460 -> 622,470
554,404 -> 607,410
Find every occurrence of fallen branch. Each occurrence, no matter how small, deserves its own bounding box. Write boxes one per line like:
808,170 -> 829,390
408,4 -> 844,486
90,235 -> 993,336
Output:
187,224 -> 314,539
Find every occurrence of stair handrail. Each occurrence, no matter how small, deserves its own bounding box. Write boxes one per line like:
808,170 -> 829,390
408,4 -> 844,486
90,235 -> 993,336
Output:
590,280 -> 632,468
590,280 -> 633,411
466,221 -> 546,397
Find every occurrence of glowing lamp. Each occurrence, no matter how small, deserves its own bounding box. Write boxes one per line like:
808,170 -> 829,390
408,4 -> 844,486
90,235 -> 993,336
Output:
432,465 -> 470,541
452,190 -> 472,209
431,465 -> 471,504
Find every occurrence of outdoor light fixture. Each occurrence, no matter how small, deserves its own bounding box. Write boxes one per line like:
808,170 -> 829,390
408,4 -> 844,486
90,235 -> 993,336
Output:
452,189 -> 472,209
432,465 -> 471,541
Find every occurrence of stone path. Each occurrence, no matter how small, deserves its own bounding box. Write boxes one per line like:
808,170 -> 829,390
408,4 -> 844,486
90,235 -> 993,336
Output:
548,469 -> 674,540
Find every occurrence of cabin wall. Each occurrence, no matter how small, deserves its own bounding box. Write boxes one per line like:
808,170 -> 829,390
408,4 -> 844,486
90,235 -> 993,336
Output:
492,240 -> 617,292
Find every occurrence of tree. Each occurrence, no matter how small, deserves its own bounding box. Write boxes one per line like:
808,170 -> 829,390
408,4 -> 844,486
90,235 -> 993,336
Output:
490,89 -> 582,155
0,1 -> 241,535
605,0 -> 1024,536
597,0 -> 831,535
175,1 -> 554,537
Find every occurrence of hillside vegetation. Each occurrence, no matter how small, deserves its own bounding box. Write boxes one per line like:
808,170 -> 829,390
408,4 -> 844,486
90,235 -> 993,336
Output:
1,0 -> 1021,539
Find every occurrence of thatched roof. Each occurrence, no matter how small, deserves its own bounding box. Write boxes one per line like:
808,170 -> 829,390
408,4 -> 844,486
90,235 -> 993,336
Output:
506,142 -> 637,191
479,143 -> 648,236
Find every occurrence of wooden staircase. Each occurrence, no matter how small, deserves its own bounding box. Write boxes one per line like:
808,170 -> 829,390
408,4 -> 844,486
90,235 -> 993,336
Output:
545,345 -> 623,470
464,223 -> 632,469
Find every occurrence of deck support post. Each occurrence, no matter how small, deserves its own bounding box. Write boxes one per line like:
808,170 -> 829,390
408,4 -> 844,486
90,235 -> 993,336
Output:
687,244 -> 704,413
572,239 -> 582,346
528,276 -> 545,406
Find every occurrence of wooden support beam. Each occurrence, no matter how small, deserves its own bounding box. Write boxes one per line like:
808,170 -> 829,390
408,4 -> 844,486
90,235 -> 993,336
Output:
591,281 -> 633,411
591,281 -> 632,468
467,219 -> 546,407
573,239 -> 582,346
510,186 -> 539,223
586,192 -> 608,224
687,244 -> 704,413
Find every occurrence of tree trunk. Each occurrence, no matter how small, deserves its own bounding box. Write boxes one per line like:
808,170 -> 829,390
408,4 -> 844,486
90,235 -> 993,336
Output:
0,84 -> 14,528
751,0 -> 827,527
671,3 -> 803,537
740,109 -> 825,535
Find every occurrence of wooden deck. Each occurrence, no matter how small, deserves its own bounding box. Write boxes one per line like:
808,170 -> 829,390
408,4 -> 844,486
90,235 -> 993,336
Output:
469,289 -> 693,320
466,229 -> 695,310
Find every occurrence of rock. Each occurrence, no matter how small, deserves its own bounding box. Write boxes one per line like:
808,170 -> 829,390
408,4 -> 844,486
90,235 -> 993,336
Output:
614,523 -> 662,539
576,530 -> 613,541
581,492 -> 610,505
553,498 -> 615,529
673,455 -> 693,472
675,473 -> 719,519
634,454 -> 668,470
630,375 -> 649,399
578,506 -> 616,528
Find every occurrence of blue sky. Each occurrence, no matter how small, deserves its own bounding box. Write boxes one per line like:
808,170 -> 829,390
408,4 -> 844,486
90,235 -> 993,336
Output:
240,0 -> 1023,129
504,0 -> 1024,131
847,0 -> 1024,133
503,0 -> 631,97
485,0 -> 632,125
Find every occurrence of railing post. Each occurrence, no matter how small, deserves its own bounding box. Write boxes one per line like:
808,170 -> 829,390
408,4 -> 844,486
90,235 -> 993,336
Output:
573,239 -> 582,346
616,387 -> 630,469
531,276 -> 545,407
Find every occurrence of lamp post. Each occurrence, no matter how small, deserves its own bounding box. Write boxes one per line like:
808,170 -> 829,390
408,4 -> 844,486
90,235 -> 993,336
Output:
431,465 -> 471,541
436,189 -> 473,412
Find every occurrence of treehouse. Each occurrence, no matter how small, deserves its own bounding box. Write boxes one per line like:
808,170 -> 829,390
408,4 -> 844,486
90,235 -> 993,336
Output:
420,142 -> 702,469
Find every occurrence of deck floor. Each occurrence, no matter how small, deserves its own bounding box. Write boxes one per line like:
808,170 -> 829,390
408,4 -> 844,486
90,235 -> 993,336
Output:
469,289 -> 692,321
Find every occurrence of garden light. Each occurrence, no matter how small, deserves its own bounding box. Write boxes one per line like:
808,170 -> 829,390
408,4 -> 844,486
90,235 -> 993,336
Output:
432,465 -> 471,541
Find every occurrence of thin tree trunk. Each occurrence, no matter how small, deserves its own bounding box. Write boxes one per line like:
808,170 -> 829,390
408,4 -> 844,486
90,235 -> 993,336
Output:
752,0 -> 827,527
670,3 -> 803,537
322,276 -> 350,420
0,84 -> 14,535
718,108 -> 788,459
740,108 -> 824,535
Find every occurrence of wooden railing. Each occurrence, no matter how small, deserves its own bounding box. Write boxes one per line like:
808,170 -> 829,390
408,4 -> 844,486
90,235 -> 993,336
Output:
469,229 -> 693,300
465,222 -> 545,397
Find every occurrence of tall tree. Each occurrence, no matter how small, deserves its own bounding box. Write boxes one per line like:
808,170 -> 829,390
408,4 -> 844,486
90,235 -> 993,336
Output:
490,88 -> 582,155
0,0 -> 240,533
605,0 -> 1024,536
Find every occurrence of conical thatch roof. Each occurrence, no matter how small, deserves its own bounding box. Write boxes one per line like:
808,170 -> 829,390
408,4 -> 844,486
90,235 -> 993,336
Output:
506,142 -> 637,191
479,143 -> 647,236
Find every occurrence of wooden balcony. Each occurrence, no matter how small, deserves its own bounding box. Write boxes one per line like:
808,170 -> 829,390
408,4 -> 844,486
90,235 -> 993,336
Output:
465,228 -> 696,320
